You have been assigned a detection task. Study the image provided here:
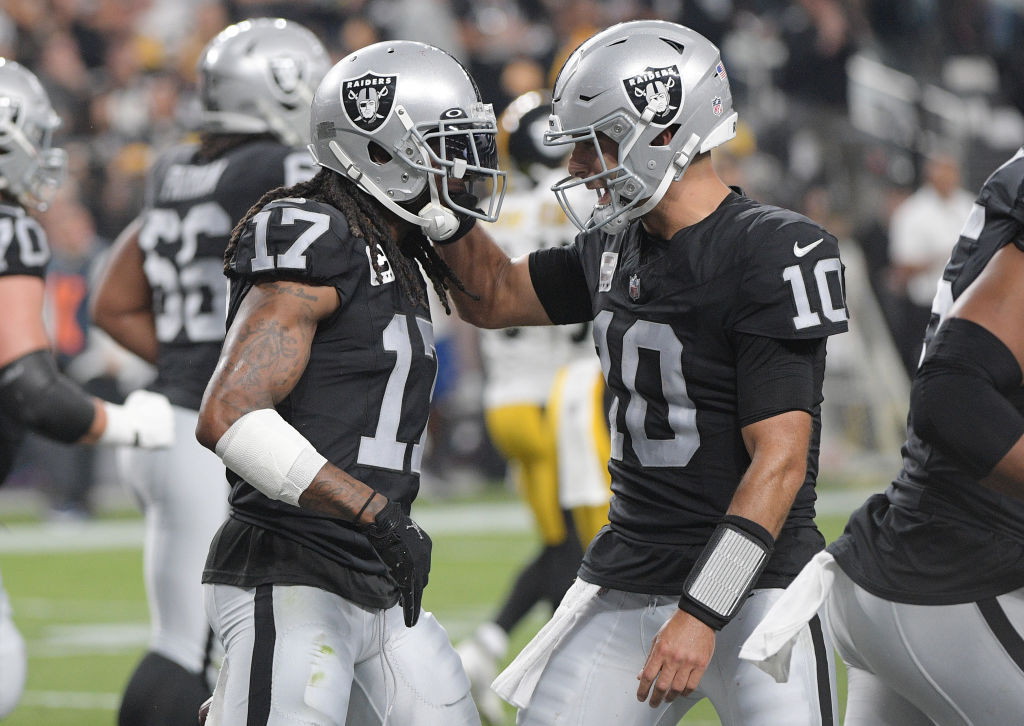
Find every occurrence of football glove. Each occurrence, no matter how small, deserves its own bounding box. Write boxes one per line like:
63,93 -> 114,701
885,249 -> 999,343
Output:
364,499 -> 432,627
99,390 -> 175,448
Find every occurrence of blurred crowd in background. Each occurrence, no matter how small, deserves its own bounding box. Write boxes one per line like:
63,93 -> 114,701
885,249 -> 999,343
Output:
5,0 -> 1024,518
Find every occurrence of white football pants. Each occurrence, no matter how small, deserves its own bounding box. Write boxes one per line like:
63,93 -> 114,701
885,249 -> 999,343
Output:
0,569 -> 26,718
518,586 -> 837,726
117,405 -> 228,675
823,568 -> 1024,726
203,583 -> 480,726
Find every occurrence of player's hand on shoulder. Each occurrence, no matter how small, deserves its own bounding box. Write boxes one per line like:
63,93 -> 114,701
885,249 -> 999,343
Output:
636,608 -> 715,708
100,390 -> 175,448
361,497 -> 432,627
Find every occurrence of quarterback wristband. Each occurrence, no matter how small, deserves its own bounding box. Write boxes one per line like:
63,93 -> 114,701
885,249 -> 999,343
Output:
215,409 -> 328,507
679,515 -> 774,630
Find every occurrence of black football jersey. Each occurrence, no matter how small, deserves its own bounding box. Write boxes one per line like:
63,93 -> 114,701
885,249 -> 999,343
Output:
831,147 -> 1024,604
203,197 -> 437,609
0,202 -> 50,484
0,202 -> 50,279
532,190 -> 848,595
140,140 -> 315,410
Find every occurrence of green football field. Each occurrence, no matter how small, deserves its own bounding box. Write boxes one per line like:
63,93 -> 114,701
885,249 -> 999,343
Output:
0,492 -> 858,726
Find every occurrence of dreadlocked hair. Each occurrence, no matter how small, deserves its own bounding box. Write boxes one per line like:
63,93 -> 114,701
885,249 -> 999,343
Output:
194,132 -> 277,163
224,167 -> 473,313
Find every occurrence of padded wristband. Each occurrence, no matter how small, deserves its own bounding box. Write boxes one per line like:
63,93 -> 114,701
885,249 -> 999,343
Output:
215,409 -> 328,507
679,515 -> 774,630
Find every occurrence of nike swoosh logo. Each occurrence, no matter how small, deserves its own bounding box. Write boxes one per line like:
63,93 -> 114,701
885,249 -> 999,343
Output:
793,238 -> 823,257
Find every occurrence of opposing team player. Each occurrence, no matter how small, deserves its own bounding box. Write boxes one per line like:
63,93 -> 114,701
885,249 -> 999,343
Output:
433,20 -> 846,725
90,19 -> 329,726
194,40 -> 505,725
742,149 -> 1024,724
0,58 -> 174,719
456,89 -> 611,724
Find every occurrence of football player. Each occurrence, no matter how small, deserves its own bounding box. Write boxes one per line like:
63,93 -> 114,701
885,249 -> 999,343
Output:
89,19 -> 329,726
456,89 -> 611,725
432,20 -> 846,725
743,148 -> 1024,724
194,40 -> 505,725
0,58 -> 174,719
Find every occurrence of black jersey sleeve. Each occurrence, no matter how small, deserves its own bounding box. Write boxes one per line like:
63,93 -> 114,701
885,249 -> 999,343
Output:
733,219 -> 849,340
0,207 -> 49,278
226,198 -> 360,298
528,243 -> 592,324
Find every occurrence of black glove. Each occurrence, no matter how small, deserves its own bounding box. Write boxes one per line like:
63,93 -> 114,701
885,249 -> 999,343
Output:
364,499 -> 432,627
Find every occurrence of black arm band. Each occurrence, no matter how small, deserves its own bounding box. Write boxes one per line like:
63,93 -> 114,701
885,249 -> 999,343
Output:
0,350 -> 96,442
912,317 -> 1024,478
679,515 -> 775,630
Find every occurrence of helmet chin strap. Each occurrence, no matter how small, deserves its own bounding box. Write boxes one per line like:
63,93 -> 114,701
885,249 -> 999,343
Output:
394,105 -> 461,240
320,139 -> 459,241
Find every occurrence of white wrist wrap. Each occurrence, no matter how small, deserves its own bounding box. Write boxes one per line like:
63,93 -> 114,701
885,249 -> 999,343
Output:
214,409 -> 328,507
98,402 -> 135,446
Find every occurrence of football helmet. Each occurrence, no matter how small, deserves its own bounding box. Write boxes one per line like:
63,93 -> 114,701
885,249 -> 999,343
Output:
498,89 -> 565,186
197,18 -> 330,147
0,59 -> 67,211
544,20 -> 738,232
308,40 -> 506,241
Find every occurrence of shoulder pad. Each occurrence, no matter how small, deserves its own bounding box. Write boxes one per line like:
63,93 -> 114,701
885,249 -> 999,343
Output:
227,198 -> 354,286
734,216 -> 848,339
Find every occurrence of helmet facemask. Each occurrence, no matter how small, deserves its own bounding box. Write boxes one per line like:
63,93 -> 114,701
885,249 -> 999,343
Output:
411,104 -> 505,222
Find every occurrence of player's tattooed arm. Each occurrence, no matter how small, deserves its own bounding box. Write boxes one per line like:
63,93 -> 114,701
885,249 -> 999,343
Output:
196,280 -> 384,523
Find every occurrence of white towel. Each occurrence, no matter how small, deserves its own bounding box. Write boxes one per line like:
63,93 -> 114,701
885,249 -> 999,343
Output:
738,550 -> 838,682
491,580 -> 601,709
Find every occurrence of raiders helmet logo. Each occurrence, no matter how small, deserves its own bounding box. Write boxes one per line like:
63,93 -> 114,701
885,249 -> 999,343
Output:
622,65 -> 683,126
342,72 -> 397,132
270,56 -> 303,96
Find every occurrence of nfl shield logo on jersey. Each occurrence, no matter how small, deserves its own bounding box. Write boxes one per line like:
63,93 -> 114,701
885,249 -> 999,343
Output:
628,273 -> 640,301
365,243 -> 395,286
342,72 -> 397,132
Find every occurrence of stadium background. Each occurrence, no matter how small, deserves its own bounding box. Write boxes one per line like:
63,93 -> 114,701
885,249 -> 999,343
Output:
2,0 -> 1022,724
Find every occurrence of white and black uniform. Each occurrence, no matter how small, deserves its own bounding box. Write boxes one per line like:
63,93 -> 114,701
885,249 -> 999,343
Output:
826,147 -> 1024,725
514,189 -> 847,725
118,140 -> 313,681
0,202 -> 50,481
0,202 -> 47,718
203,197 -> 477,726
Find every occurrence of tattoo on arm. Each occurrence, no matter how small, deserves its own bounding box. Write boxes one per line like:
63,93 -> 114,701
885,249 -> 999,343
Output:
299,465 -> 380,523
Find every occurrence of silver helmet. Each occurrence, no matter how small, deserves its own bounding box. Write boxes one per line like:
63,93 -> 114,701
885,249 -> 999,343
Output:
0,59 -> 67,211
544,20 -> 737,232
308,40 -> 506,241
197,18 -> 330,147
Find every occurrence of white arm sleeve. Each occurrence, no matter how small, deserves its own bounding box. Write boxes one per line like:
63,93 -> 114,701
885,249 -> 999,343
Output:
214,408 -> 328,507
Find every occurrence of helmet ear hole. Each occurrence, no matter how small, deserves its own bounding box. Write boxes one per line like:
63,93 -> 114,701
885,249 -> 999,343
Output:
368,141 -> 392,165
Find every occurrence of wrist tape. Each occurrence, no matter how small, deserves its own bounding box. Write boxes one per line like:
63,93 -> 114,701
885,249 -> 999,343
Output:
679,515 -> 774,630
215,409 -> 328,507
